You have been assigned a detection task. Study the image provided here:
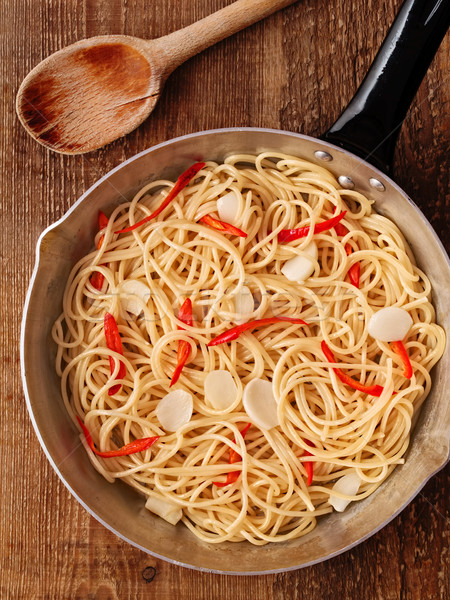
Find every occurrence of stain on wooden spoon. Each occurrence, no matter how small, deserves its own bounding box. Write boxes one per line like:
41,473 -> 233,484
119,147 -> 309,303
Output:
17,42 -> 156,153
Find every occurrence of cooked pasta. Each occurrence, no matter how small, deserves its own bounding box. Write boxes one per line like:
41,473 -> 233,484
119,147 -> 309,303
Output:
52,152 -> 445,545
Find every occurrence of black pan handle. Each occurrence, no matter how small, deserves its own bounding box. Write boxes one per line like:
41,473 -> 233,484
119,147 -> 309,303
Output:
321,0 -> 450,174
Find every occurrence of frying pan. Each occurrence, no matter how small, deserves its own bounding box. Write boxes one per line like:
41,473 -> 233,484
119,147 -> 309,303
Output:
21,0 -> 449,573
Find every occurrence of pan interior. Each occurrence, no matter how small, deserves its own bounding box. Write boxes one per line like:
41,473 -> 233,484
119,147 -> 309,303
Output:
21,128 -> 450,574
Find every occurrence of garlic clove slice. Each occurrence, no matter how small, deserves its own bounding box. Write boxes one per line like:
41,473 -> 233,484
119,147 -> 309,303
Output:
243,378 -> 278,430
145,495 -> 182,525
119,279 -> 151,316
233,285 -> 254,325
217,191 -> 240,225
281,241 -> 318,283
368,306 -> 413,342
204,370 -> 238,410
156,389 -> 193,432
329,472 -> 362,512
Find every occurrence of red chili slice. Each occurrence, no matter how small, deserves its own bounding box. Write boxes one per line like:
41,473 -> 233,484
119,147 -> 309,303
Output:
390,340 -> 413,379
199,214 -> 247,238
334,222 -> 348,237
116,162 -> 205,234
301,439 -> 315,486
170,298 -> 194,387
208,316 -> 308,347
90,211 -> 109,291
278,211 -> 347,243
348,261 -> 361,288
334,221 -> 361,288
104,312 -> 126,395
77,416 -> 159,458
90,271 -> 105,292
213,423 -> 251,487
321,340 -> 384,396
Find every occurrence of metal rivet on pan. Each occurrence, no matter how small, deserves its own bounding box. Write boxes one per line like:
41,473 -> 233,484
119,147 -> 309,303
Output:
314,150 -> 333,162
369,177 -> 386,192
338,175 -> 355,189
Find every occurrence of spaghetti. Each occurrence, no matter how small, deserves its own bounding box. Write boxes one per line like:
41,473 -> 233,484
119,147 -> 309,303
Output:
52,153 -> 445,545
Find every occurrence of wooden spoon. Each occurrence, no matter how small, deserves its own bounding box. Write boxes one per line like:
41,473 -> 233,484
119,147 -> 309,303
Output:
16,0 -> 297,155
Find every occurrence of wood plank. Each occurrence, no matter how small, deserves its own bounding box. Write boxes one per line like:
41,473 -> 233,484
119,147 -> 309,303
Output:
1,0 -> 448,598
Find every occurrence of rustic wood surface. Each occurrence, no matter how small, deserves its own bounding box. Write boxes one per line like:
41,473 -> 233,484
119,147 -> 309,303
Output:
1,0 -> 448,598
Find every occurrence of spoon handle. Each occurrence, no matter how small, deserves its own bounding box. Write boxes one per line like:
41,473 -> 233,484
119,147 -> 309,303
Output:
149,0 -> 298,75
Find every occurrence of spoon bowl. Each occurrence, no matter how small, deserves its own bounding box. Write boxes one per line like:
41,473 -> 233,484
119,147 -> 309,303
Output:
17,37 -> 161,153
16,0 -> 298,154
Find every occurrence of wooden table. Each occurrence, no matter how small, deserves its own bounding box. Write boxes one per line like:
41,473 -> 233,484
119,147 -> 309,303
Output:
1,0 -> 448,598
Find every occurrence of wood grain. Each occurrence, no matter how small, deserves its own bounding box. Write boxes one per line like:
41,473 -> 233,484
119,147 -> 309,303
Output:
1,0 -> 448,598
16,0 -> 301,154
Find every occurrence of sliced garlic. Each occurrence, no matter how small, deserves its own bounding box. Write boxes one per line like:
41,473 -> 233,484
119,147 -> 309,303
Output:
156,389 -> 193,432
204,369 -> 238,410
281,241 -> 318,283
329,472 -> 362,512
145,495 -> 182,525
243,379 -> 278,430
233,285 -> 254,324
217,191 -> 240,225
119,279 -> 150,316
368,306 -> 413,342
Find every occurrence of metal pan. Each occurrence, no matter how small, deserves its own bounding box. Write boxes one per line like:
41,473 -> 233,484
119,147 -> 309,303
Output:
21,0 -> 449,574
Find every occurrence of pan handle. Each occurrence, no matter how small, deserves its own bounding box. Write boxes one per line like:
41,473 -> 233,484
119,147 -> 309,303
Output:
321,0 -> 450,174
